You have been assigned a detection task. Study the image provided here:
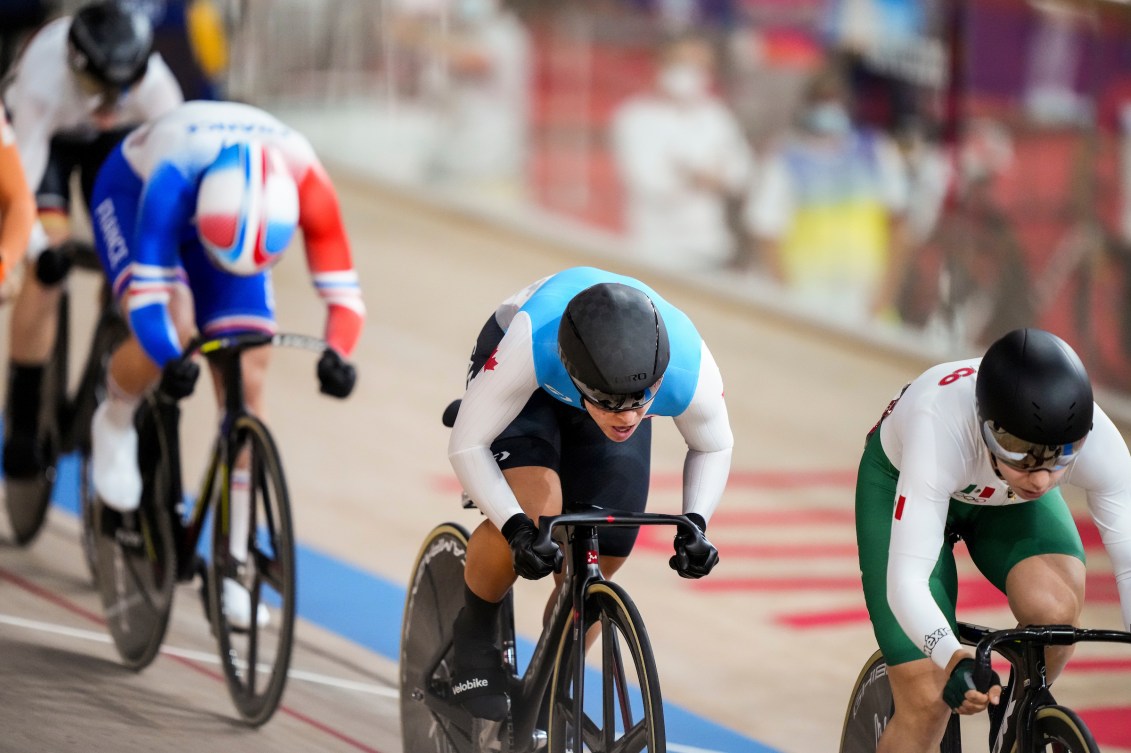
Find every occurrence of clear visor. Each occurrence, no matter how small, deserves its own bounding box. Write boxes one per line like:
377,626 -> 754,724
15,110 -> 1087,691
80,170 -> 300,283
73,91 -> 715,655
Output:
980,421 -> 1086,472
570,376 -> 659,413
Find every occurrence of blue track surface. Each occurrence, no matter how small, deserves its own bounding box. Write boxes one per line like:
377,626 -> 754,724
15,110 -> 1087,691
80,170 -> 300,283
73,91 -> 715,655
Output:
38,452 -> 780,752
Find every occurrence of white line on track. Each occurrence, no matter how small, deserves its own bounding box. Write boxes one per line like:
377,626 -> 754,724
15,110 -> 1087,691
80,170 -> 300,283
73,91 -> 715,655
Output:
0,613 -> 736,751
0,612 -> 398,698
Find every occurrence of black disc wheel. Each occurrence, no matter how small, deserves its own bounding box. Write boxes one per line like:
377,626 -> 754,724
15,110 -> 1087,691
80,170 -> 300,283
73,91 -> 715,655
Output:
1031,705 -> 1100,753
839,650 -> 893,753
546,581 -> 665,753
400,523 -> 478,753
210,415 -> 295,726
92,398 -> 177,670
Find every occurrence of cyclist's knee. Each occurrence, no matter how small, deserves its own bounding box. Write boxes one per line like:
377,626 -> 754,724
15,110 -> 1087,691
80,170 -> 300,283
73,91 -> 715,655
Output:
501,465 -> 562,520
1006,554 -> 1085,626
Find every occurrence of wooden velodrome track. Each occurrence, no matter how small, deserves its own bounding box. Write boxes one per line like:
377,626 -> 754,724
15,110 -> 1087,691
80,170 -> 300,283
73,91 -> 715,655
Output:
1,160 -> 1129,752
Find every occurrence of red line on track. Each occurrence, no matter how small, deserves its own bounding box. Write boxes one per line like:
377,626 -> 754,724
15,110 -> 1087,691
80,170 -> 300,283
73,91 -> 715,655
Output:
0,564 -> 385,753
431,468 -> 858,494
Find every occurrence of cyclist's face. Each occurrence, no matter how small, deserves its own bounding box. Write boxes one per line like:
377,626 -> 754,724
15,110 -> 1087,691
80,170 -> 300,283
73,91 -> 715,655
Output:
583,400 -> 648,442
992,458 -> 1067,500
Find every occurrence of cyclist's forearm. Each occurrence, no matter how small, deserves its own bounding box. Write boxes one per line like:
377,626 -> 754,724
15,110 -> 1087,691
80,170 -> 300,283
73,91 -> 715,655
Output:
889,553 -> 963,670
448,447 -> 523,529
681,447 -> 731,524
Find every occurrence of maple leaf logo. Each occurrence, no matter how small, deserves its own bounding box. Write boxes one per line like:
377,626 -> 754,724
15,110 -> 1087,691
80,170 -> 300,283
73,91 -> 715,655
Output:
484,349 -> 499,371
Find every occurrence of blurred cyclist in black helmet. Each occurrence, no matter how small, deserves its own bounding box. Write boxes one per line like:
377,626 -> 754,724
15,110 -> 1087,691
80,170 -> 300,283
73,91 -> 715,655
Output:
446,266 -> 734,720
855,327 -> 1131,753
1,0 -> 182,481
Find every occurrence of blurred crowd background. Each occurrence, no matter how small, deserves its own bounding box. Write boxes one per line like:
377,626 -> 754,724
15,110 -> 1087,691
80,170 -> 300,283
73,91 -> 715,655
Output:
6,0 -> 1131,397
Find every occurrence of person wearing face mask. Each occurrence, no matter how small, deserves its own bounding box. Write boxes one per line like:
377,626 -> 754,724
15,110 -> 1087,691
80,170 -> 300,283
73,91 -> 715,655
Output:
743,64 -> 910,324
610,35 -> 754,272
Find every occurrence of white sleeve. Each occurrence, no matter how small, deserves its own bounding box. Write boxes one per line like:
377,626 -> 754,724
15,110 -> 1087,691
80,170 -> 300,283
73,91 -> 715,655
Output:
887,411 -> 967,669
672,342 -> 733,524
447,312 -> 540,530
1073,407 -> 1131,631
743,153 -> 793,239
611,103 -> 680,197
135,55 -> 185,117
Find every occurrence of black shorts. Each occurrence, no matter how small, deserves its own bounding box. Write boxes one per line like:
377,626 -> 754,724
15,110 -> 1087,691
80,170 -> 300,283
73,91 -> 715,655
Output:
35,126 -> 135,214
469,316 -> 652,558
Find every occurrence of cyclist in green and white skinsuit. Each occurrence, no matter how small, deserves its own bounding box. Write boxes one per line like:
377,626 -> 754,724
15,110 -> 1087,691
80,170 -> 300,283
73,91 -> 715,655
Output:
857,328 -> 1131,753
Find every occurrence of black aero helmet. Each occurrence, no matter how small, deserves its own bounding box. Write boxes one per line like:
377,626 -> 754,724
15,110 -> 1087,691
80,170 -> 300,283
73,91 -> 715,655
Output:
68,1 -> 154,88
558,282 -> 670,412
976,328 -> 1093,471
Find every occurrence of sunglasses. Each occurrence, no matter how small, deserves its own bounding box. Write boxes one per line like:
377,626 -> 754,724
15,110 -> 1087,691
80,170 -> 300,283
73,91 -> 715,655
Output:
981,421 -> 1086,472
570,376 -> 659,413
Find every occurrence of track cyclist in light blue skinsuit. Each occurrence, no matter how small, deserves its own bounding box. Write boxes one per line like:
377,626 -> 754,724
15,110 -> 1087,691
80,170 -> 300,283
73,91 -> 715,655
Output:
446,265 -> 734,720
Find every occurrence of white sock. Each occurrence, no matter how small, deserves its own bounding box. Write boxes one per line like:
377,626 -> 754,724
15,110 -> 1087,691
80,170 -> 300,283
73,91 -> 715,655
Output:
229,468 -> 251,562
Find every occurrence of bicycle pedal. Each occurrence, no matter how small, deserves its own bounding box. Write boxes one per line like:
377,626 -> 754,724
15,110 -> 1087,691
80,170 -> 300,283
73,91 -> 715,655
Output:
472,717 -> 507,752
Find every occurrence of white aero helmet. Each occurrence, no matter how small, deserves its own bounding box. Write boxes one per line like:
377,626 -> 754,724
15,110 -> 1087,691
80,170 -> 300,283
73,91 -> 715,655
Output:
195,141 -> 299,276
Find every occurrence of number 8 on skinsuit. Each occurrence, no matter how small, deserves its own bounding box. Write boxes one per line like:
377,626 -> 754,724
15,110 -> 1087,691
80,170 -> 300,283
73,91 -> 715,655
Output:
855,327 -> 1131,753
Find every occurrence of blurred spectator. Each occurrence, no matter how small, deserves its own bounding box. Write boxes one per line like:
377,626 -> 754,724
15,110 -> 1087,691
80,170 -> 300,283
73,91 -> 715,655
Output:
393,0 -> 531,200
744,65 -> 909,322
118,0 -> 230,99
610,34 -> 754,272
0,0 -> 58,79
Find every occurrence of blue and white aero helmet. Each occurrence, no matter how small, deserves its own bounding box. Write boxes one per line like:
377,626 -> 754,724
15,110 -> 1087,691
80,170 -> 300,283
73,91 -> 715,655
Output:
195,141 -> 299,276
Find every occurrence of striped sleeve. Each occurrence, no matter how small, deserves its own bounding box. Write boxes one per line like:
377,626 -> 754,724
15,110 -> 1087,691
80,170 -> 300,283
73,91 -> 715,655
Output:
296,163 -> 365,357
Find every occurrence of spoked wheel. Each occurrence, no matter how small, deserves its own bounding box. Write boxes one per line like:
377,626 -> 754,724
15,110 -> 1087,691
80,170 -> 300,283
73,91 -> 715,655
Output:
839,650 -> 892,753
78,453 -> 99,583
547,581 -> 665,753
92,398 -> 177,670
1031,706 -> 1100,753
210,414 -> 295,726
400,523 -> 480,753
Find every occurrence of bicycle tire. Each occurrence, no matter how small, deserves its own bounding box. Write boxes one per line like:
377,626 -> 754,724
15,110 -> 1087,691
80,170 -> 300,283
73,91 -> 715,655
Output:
839,650 -> 895,753
92,398 -> 177,670
74,306 -> 128,582
546,580 -> 665,753
210,414 -> 295,726
3,292 -> 67,545
400,522 -> 478,753
1026,705 -> 1099,753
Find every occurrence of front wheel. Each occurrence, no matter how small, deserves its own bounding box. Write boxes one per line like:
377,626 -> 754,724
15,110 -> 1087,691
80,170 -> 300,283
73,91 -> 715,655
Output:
839,650 -> 892,753
210,414 -> 296,726
547,581 -> 665,753
1030,706 -> 1099,753
400,523 -> 477,753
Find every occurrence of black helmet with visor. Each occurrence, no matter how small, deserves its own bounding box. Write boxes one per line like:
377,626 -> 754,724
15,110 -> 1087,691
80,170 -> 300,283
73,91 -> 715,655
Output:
68,1 -> 154,89
558,283 -> 670,412
976,328 -> 1093,472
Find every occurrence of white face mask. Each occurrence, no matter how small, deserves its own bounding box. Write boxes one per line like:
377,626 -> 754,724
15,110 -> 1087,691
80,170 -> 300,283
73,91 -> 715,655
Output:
659,64 -> 709,102
802,102 -> 852,135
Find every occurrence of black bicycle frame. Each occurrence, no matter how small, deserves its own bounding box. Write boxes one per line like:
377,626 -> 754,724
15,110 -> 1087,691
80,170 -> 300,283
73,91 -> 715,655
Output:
417,510 -> 700,752
141,334 -> 267,583
961,622 -> 1131,751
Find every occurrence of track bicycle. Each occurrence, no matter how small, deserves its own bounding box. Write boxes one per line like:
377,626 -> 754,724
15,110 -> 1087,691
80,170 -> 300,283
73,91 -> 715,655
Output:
840,621 -> 1131,752
2,239 -> 128,578
402,507 -> 708,752
92,330 -> 324,726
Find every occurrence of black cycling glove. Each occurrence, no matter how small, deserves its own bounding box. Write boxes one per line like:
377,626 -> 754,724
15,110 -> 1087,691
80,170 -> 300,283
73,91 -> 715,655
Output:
160,358 -> 200,400
943,658 -> 1001,710
669,512 -> 719,579
501,513 -> 562,580
317,348 -> 356,398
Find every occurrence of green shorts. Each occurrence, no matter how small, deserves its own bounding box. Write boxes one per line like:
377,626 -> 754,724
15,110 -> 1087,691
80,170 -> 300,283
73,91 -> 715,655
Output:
856,427 -> 1086,666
